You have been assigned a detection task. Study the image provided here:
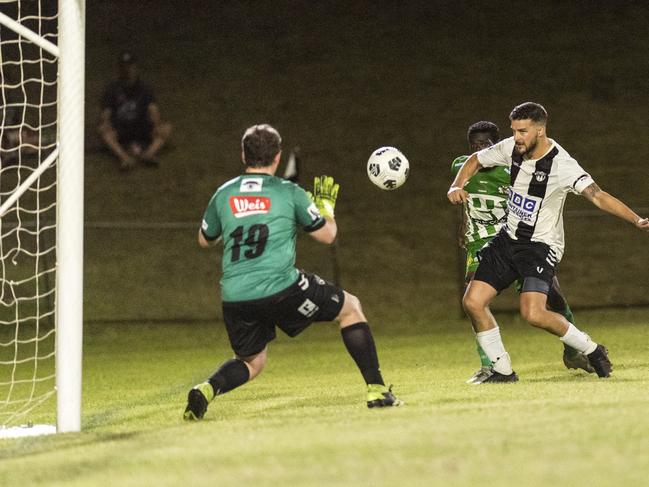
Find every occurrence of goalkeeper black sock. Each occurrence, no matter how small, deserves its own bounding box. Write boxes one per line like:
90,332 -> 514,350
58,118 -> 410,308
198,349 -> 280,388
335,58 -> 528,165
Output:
341,322 -> 385,385
208,358 -> 250,396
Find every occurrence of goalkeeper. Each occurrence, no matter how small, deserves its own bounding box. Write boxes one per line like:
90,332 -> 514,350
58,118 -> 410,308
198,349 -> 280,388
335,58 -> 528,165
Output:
184,124 -> 402,420
452,121 -> 594,384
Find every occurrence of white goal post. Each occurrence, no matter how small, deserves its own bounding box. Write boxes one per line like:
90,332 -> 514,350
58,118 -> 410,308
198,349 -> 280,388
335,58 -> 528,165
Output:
0,0 -> 84,435
56,0 -> 85,435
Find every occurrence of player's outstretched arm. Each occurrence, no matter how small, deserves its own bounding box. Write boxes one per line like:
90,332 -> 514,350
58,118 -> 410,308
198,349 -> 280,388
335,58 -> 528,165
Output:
582,182 -> 649,230
309,218 -> 337,244
448,154 -> 480,204
198,229 -> 220,248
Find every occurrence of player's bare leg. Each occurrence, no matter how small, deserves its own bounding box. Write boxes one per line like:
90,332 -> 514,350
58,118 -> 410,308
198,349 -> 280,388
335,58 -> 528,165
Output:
462,279 -> 498,384
337,291 -> 402,407
462,272 -> 492,383
141,121 -> 173,165
462,280 -> 499,333
183,347 -> 266,421
519,292 -> 611,377
238,347 -> 267,380
519,291 -> 572,335
462,280 -> 517,382
97,121 -> 136,170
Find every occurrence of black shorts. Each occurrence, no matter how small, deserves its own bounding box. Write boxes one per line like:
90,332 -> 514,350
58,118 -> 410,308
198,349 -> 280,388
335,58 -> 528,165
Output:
222,271 -> 345,357
474,230 -> 557,294
115,121 -> 153,146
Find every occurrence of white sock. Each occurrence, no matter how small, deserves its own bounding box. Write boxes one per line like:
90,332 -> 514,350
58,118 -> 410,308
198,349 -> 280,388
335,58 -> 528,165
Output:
560,323 -> 597,354
476,327 -> 513,375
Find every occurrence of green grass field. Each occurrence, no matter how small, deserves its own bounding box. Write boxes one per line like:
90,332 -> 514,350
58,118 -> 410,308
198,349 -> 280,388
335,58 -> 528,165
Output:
2,310 -> 648,486
2,2 -> 649,486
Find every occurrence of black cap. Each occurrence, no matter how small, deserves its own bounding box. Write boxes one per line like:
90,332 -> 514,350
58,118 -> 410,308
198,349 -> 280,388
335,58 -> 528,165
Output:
118,51 -> 136,65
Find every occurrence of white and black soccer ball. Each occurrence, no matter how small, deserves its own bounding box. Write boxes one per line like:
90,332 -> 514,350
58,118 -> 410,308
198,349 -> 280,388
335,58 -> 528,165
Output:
367,147 -> 409,190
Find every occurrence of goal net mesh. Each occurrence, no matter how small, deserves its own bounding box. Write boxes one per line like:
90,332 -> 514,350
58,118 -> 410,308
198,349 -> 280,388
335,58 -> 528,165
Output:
0,0 -> 58,428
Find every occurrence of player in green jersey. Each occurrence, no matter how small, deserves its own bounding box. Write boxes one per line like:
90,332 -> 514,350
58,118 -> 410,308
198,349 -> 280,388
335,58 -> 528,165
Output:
452,121 -> 593,384
183,124 -> 402,420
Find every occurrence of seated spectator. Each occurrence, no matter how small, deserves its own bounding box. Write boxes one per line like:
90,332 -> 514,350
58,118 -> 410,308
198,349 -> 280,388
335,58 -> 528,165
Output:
98,51 -> 172,170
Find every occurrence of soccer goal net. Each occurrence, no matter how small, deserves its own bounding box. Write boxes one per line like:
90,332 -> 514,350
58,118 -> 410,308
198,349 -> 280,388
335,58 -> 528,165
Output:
0,0 -> 84,437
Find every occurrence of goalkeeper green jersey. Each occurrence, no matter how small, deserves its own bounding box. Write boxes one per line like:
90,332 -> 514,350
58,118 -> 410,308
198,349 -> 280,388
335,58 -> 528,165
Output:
201,173 -> 325,302
451,155 -> 510,244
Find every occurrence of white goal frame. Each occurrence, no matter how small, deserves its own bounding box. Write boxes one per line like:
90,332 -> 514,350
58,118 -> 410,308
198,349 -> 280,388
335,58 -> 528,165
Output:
0,0 -> 84,434
56,0 -> 85,434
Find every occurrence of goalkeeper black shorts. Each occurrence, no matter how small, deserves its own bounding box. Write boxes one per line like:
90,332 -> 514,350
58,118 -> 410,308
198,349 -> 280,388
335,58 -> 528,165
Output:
222,271 -> 345,357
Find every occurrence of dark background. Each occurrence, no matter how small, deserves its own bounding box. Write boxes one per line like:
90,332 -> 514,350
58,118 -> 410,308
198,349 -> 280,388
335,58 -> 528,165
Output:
82,1 -> 649,324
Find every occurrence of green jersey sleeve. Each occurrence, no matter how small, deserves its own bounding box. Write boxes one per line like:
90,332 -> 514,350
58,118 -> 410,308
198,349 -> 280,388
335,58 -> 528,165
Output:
293,184 -> 326,232
201,193 -> 222,241
451,155 -> 469,176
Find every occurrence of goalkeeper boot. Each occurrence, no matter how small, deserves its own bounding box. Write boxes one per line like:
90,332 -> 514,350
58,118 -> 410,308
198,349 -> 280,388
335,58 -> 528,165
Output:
480,370 -> 518,383
367,384 -> 403,408
563,346 -> 595,374
466,366 -> 493,384
183,382 -> 214,421
586,344 -> 612,378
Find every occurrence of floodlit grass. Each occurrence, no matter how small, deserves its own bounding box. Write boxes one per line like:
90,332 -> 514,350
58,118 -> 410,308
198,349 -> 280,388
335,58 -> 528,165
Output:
1,310 -> 648,486
2,3 -> 649,486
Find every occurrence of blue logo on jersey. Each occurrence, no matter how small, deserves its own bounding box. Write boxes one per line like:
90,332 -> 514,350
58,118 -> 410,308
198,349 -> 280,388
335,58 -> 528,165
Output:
508,191 -> 540,223
510,192 -> 537,212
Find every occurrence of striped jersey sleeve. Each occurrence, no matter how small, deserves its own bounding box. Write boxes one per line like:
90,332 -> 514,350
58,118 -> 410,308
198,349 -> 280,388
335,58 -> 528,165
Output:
559,158 -> 594,194
476,137 -> 514,168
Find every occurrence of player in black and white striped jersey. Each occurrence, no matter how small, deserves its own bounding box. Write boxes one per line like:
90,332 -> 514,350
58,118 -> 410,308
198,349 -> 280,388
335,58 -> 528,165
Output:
448,102 -> 649,382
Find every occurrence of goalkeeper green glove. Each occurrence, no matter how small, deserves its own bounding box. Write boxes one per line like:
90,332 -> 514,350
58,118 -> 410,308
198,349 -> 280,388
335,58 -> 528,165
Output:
313,175 -> 339,219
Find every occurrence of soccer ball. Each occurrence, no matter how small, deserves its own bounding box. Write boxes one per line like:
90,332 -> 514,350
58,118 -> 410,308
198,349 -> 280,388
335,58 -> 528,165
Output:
367,147 -> 409,190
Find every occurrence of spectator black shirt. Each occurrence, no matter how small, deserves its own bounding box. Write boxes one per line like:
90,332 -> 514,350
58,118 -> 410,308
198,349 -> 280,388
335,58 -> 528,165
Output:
101,78 -> 155,138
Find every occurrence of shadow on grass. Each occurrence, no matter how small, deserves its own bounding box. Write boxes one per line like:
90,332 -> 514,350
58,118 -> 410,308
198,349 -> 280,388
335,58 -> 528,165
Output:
522,374 -> 644,383
82,383 -> 189,431
0,430 -> 140,461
